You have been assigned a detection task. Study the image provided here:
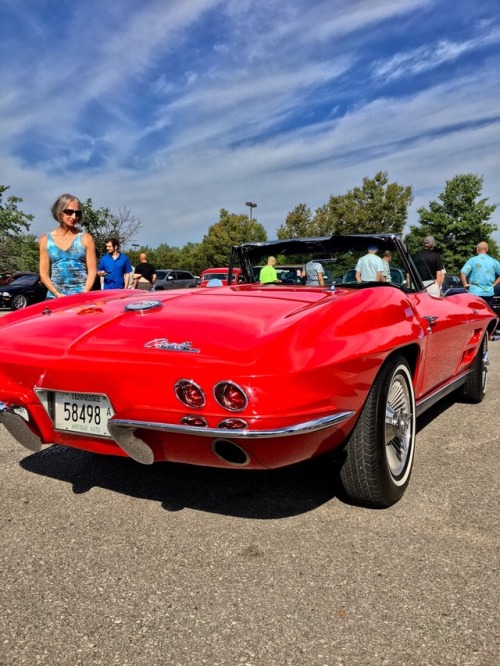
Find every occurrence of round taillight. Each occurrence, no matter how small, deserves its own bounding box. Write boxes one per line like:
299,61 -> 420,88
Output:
181,415 -> 208,427
213,382 -> 248,412
218,418 -> 248,430
174,380 -> 205,409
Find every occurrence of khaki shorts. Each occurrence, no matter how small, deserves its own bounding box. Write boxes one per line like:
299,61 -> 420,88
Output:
135,281 -> 152,291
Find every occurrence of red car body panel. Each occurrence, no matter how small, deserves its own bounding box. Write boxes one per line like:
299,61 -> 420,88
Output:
0,234 -> 496,480
0,284 -> 494,468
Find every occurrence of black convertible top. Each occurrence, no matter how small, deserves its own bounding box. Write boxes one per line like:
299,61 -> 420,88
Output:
229,234 -> 422,287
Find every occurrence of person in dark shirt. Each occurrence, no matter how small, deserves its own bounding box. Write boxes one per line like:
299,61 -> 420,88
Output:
133,253 -> 157,291
412,236 -> 444,297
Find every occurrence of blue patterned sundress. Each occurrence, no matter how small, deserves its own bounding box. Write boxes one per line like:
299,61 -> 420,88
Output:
46,232 -> 88,298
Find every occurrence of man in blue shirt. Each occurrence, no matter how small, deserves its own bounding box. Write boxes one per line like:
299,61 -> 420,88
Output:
98,237 -> 132,289
460,241 -> 500,308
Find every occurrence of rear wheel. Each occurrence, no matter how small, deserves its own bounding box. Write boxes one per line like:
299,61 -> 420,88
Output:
339,357 -> 416,508
459,334 -> 488,403
11,294 -> 28,310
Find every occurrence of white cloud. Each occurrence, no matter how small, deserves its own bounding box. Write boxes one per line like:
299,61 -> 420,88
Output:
373,25 -> 500,81
1,0 -> 499,249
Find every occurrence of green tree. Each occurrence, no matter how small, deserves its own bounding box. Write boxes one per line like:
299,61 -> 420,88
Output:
312,171 -> 413,236
178,242 -> 203,275
406,174 -> 498,273
126,245 -> 158,269
197,209 -> 267,267
0,186 -> 35,270
276,204 -> 314,239
149,242 -> 200,274
17,234 -> 40,271
0,233 -> 40,272
154,244 -> 184,270
81,199 -> 143,260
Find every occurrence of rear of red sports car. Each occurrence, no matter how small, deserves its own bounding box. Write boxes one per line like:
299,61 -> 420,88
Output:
0,286 -> 394,467
1,234 -> 496,507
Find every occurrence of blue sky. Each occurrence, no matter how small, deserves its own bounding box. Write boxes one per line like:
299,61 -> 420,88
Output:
1,0 -> 499,248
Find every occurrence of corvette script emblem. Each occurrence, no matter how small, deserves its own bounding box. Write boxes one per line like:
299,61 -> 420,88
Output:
144,338 -> 200,353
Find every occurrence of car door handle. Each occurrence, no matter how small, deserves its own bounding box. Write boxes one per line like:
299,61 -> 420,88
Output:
423,315 -> 438,331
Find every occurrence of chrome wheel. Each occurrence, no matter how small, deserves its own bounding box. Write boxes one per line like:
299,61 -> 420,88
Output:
11,294 -> 28,310
481,336 -> 489,393
460,333 -> 488,403
385,365 -> 415,480
339,356 -> 416,507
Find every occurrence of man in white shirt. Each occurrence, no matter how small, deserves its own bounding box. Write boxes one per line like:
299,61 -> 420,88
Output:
355,245 -> 384,282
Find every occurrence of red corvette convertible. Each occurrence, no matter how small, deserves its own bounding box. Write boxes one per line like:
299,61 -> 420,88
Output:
0,235 -> 497,507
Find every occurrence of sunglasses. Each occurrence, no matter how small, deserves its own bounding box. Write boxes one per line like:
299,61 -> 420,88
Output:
63,209 -> 83,218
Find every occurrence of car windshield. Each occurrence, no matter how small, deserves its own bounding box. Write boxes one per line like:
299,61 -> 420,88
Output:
231,235 -> 426,292
203,273 -> 230,281
8,275 -> 37,286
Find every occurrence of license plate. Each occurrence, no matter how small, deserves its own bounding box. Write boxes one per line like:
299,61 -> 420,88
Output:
54,392 -> 114,437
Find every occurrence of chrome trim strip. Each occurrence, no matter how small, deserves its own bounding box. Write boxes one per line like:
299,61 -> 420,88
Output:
108,410 -> 355,440
415,370 -> 470,417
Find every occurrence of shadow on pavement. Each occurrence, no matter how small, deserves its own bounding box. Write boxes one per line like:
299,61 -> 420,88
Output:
17,390 -> 466,518
20,446 -> 340,519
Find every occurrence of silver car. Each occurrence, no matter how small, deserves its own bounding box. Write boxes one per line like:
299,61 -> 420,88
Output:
154,269 -> 198,290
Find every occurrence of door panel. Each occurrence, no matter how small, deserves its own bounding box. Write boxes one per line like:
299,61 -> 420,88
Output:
410,292 -> 470,396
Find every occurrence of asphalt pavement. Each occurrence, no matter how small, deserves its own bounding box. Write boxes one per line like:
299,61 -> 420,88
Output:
0,335 -> 499,666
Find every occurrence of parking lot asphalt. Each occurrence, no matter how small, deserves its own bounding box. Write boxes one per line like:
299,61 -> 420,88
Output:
0,333 -> 499,665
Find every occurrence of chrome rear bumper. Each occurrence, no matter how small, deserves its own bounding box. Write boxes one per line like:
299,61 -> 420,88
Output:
0,402 -> 43,453
1,400 -> 354,466
107,411 -> 354,464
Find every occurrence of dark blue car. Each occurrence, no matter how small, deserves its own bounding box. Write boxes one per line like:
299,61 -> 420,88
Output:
493,282 -> 500,317
0,273 -> 47,310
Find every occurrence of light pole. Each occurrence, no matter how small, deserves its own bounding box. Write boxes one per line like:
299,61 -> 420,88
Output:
245,202 -> 257,220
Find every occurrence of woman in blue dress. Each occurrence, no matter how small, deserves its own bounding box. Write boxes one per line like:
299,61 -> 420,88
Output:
39,194 -> 97,299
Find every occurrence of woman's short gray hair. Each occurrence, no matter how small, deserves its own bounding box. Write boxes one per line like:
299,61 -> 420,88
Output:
51,193 -> 83,222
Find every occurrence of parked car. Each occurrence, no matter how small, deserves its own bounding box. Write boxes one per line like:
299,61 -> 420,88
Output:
253,264 -> 304,284
0,271 -> 36,287
0,273 -> 47,310
442,274 -> 462,292
199,267 -> 243,286
154,269 -> 198,290
342,267 -> 407,285
254,263 -> 341,286
493,282 -> 500,317
0,271 -> 15,286
0,234 -> 497,509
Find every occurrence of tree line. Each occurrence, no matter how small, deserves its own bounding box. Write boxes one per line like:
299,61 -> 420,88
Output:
1,172 -> 497,276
